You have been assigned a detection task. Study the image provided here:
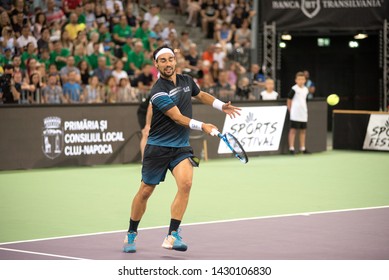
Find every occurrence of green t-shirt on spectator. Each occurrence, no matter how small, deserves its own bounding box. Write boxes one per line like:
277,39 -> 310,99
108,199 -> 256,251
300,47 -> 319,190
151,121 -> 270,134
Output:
134,28 -> 150,41
122,44 -> 132,57
74,55 -> 89,66
0,55 -> 12,67
113,24 -> 132,40
50,49 -> 71,70
39,58 -> 51,70
21,52 -> 39,69
125,50 -> 144,72
78,13 -> 86,24
87,53 -> 111,70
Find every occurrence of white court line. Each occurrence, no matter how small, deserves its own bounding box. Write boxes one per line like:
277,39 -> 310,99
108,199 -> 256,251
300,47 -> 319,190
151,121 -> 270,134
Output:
0,247 -> 88,260
0,205 -> 388,246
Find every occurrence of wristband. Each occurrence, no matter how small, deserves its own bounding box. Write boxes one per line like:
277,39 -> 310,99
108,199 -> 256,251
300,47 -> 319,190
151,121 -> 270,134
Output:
212,99 -> 225,111
189,119 -> 203,131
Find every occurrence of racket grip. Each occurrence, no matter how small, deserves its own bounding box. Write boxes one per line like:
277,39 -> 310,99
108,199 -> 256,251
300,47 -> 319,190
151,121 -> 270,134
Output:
210,128 -> 220,137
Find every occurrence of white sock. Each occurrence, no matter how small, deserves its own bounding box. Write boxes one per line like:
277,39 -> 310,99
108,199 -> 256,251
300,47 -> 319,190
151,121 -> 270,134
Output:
300,147 -> 306,151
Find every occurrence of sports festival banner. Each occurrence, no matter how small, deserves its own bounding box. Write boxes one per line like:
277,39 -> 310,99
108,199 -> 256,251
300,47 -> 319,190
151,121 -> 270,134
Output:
218,106 -> 287,153
261,0 -> 388,31
363,114 -> 389,151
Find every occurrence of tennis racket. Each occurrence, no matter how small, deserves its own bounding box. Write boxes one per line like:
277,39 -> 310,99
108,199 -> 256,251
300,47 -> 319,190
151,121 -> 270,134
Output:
211,129 -> 248,164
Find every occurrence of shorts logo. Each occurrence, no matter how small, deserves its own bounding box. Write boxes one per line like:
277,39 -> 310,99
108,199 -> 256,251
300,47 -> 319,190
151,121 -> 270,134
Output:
42,116 -> 63,159
301,0 -> 321,18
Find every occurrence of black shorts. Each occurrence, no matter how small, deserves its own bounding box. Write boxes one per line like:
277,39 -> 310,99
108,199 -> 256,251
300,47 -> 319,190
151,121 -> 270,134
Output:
290,120 -> 307,129
141,144 -> 199,185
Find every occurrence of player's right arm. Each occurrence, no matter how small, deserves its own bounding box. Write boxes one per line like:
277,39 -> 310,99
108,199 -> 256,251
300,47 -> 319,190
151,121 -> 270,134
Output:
164,106 -> 217,135
287,89 -> 295,112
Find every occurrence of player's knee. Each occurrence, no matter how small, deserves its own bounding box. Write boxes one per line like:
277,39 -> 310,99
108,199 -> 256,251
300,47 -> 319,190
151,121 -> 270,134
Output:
179,180 -> 192,194
138,185 -> 154,200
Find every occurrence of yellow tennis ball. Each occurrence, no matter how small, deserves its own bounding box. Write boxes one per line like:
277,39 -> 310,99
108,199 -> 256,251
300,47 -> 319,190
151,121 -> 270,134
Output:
327,94 -> 339,106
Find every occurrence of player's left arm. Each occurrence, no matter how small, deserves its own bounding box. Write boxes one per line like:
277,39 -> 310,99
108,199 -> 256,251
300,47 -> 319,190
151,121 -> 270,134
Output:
195,91 -> 241,118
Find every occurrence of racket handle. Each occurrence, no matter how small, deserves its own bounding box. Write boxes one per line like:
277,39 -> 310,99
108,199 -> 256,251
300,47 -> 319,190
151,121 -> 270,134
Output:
210,128 -> 221,137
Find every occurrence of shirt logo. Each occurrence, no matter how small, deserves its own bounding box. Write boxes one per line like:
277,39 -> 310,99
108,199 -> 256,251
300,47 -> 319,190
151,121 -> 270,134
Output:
183,86 -> 190,92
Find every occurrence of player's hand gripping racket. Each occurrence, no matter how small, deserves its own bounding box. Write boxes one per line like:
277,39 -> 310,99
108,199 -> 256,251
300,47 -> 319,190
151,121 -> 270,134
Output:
211,129 -> 248,164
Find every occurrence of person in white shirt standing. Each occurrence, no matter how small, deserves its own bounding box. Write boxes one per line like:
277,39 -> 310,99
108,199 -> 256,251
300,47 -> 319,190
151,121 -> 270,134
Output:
260,78 -> 278,100
287,72 -> 310,154
143,4 -> 160,30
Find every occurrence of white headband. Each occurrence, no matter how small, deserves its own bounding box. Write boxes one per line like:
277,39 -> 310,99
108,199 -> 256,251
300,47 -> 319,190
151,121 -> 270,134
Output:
155,48 -> 175,60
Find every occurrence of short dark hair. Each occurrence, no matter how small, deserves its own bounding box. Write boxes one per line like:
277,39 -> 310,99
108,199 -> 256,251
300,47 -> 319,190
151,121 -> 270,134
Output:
4,64 -> 14,70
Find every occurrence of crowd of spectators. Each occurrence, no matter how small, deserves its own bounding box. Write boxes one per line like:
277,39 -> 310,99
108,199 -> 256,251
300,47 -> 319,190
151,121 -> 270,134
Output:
0,0 -> 275,105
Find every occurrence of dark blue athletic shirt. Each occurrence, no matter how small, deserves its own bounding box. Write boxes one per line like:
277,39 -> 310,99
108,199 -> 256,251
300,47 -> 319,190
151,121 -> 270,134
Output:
147,74 -> 200,147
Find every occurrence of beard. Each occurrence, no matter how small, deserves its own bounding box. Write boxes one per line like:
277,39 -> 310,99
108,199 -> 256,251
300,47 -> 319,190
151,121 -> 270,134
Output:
160,66 -> 175,78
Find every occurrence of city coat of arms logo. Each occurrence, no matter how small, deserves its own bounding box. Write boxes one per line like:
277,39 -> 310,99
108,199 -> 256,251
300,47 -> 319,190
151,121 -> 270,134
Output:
42,116 -> 63,159
301,0 -> 321,18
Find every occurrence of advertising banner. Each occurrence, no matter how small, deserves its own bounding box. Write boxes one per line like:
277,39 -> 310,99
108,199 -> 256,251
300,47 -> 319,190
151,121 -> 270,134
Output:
261,0 -> 388,31
363,114 -> 389,151
218,106 -> 287,154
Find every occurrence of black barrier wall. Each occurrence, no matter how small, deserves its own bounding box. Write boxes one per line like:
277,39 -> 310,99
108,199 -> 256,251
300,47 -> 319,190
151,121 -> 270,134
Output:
0,100 -> 327,170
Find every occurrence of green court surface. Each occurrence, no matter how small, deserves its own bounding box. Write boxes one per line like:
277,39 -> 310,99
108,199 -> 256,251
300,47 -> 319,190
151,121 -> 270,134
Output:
0,150 -> 388,243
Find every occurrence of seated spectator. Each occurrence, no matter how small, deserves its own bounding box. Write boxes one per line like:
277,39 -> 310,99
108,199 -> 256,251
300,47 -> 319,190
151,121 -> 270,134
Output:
210,60 -> 220,84
63,70 -> 83,103
42,73 -> 66,104
216,21 -> 233,53
106,0 -> 123,14
161,20 -> 177,41
125,3 -> 139,30
38,48 -> 51,70
84,2 -> 97,30
78,60 -> 91,87
93,56 -> 112,84
0,11 -> 12,37
230,6 -> 246,29
234,19 -> 251,49
60,56 -> 81,84
73,44 -> 88,66
125,40 -> 145,76
1,27 -> 16,55
105,75 -> 118,103
135,64 -> 155,92
108,2 -> 122,31
200,73 -> 217,96
12,55 -> 25,78
64,13 -> 86,42
0,47 -> 13,66
46,0 -> 67,27
260,78 -> 279,100
82,75 -> 102,103
16,25 -> 37,52
201,0 -> 219,38
0,64 -> 20,104
216,70 -> 234,100
94,4 -> 108,27
213,43 -> 226,70
143,31 -> 158,54
63,0 -> 83,15
74,30 -> 88,50
112,59 -> 128,85
202,44 -> 214,63
248,63 -> 265,87
117,77 -> 137,103
86,32 -> 103,56
236,76 -> 254,100
50,40 -> 70,70
12,12 -> 27,37
226,61 -> 245,89
184,43 -> 200,75
178,30 -> 192,56
113,15 -> 132,46
186,0 -> 202,27
47,63 -> 61,85
25,72 -> 43,104
21,42 -> 39,70
37,28 -> 52,54
143,4 -> 160,30
88,42 -> 105,70
33,12 -> 47,39
134,20 -> 151,42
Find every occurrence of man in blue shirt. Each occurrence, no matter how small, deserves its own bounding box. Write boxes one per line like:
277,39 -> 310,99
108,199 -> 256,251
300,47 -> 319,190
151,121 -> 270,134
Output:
123,46 -> 241,253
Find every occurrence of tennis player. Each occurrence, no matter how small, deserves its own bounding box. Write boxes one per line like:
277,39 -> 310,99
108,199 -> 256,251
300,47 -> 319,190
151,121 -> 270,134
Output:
123,46 -> 241,253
